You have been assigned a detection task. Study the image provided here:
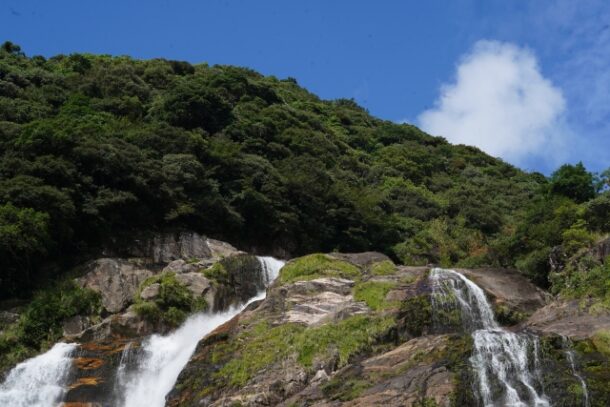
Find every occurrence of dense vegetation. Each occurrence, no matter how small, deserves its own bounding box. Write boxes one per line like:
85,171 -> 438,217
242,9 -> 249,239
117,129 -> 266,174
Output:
0,41 -> 609,302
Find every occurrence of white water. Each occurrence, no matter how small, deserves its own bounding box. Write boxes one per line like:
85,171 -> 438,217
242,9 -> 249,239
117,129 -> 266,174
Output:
430,268 -> 550,407
0,342 -> 77,407
562,337 -> 590,407
117,256 -> 284,407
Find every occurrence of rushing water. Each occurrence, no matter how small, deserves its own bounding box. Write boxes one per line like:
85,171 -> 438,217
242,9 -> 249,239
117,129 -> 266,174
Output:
430,268 -> 550,407
116,256 -> 284,407
0,342 -> 77,407
0,256 -> 284,407
562,336 -> 590,407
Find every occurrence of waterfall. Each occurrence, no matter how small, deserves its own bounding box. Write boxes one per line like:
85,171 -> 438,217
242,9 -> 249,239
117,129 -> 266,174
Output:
0,342 -> 77,407
116,256 -> 284,407
430,268 -> 550,407
562,336 -> 590,407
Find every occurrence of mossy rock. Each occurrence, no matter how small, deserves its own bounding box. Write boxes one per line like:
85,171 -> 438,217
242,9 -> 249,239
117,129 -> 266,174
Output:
353,280 -> 397,311
399,294 -> 432,337
370,260 -> 397,276
133,272 -> 206,327
280,254 -> 361,284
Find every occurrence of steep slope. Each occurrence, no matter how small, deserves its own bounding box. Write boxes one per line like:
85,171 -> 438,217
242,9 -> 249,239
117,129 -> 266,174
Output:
0,42 -> 542,300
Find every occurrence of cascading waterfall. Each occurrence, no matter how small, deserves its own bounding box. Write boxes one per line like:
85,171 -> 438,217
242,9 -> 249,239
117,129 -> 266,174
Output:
562,336 -> 590,407
0,256 -> 283,407
0,342 -> 77,407
116,256 -> 284,407
430,268 -> 550,407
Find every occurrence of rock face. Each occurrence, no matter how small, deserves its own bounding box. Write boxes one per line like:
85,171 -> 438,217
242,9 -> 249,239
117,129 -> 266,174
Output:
523,299 -> 610,340
77,258 -> 154,313
167,256 -> 486,407
280,277 -> 368,326
60,235 -> 268,406
454,267 -> 549,314
167,258 -> 602,407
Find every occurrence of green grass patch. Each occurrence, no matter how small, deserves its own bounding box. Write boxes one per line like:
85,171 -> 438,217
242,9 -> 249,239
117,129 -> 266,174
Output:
216,315 -> 394,387
370,260 -> 397,276
279,254 -> 361,284
592,329 -> 610,357
353,281 -> 397,310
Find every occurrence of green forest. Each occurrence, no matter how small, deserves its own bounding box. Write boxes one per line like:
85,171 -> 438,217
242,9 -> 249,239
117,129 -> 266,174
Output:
1,40 -> 609,302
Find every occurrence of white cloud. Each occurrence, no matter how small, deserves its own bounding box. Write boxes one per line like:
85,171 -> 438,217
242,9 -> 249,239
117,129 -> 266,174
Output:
418,40 -> 568,165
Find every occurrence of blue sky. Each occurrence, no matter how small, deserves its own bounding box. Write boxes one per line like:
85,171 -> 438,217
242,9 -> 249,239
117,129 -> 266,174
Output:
1,0 -> 608,174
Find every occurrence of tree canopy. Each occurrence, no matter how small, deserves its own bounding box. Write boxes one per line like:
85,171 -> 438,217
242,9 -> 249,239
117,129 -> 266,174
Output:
1,42 -> 608,298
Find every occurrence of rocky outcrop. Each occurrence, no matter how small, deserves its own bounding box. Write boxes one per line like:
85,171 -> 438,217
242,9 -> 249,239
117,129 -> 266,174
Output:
167,256 -> 479,406
279,277 -> 369,326
454,268 -> 549,314
523,299 -> 610,340
76,258 -> 155,314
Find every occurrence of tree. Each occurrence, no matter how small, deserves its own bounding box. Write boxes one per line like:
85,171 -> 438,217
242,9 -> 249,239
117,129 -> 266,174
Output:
549,162 -> 595,203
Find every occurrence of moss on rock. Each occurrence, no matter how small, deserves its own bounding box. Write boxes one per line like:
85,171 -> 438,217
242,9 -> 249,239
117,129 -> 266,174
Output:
353,280 -> 397,311
279,254 -> 361,284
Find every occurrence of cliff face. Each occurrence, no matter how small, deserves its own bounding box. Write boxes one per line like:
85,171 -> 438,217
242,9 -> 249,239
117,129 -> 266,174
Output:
167,253 -> 608,407
58,232 -> 269,406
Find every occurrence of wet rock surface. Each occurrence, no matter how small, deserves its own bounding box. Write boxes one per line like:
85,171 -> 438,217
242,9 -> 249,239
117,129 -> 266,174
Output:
453,267 -> 549,314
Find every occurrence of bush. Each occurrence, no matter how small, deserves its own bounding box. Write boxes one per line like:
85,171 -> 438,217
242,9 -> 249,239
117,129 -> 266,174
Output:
134,272 -> 206,327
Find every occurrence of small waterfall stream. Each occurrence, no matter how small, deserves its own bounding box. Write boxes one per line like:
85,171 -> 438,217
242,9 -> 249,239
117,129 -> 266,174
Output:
562,336 -> 590,407
0,256 -> 284,407
0,342 -> 77,407
430,268 -> 550,407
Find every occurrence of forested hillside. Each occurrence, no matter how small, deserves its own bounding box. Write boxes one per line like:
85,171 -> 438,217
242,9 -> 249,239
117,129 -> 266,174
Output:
1,41 -> 608,300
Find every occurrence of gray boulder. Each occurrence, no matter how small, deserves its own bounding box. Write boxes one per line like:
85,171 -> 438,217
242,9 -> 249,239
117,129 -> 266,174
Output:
77,258 -> 154,313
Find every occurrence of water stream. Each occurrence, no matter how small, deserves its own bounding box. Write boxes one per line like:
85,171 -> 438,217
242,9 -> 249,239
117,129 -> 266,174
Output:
0,256 -> 284,407
562,336 -> 590,407
430,268 -> 550,407
0,342 -> 77,407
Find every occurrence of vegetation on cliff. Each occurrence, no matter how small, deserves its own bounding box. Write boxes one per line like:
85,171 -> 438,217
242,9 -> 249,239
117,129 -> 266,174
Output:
1,41 -> 609,304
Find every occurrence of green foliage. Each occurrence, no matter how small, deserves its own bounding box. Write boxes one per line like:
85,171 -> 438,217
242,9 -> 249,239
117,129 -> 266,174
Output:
353,281 -> 397,310
0,44 -> 552,299
400,294 -> 432,337
279,254 -> 361,283
0,281 -> 101,370
134,272 -> 206,327
550,162 -> 596,203
554,257 -> 610,309
202,262 -> 228,283
592,329 -> 610,357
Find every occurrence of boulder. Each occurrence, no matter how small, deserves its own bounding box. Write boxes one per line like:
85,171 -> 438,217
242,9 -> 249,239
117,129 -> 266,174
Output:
175,273 -> 211,296
62,315 -> 92,338
523,299 -> 610,340
280,277 -> 369,326
140,283 -> 161,301
454,268 -> 549,314
77,258 -> 154,313
207,238 -> 243,259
